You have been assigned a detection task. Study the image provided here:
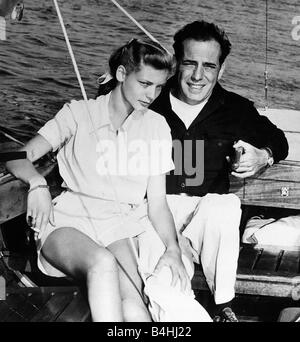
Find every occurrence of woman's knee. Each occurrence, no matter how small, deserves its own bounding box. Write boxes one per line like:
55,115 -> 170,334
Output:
122,298 -> 151,322
87,248 -> 117,275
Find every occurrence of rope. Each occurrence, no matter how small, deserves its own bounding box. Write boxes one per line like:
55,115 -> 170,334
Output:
109,0 -> 170,53
0,128 -> 24,146
52,0 -> 152,307
53,0 -> 88,102
264,0 -> 269,110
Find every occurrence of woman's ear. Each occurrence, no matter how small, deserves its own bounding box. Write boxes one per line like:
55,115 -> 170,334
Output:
116,65 -> 127,82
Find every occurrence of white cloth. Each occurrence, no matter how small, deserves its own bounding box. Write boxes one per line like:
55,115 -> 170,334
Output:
166,193 -> 241,305
242,215 -> 300,247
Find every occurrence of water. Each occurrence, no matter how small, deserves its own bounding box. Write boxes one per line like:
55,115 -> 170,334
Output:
0,0 -> 299,143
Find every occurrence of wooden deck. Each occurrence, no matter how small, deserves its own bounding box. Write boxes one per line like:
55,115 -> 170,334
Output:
0,286 -> 91,322
0,250 -> 91,322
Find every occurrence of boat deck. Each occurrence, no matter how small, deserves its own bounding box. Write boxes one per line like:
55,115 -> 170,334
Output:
0,249 -> 91,322
0,286 -> 91,322
1,242 -> 300,322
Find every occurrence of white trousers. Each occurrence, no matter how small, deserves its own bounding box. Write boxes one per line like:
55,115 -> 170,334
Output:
166,193 -> 241,305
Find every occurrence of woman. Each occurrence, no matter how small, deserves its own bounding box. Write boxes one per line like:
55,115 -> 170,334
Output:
5,38 -> 190,322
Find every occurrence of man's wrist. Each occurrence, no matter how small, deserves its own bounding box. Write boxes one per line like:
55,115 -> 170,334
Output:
262,147 -> 274,167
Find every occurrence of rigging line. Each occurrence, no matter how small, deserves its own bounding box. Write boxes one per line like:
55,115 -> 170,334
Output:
264,0 -> 269,110
109,0 -> 170,53
52,0 -> 152,304
0,128 -> 24,146
53,0 -> 88,101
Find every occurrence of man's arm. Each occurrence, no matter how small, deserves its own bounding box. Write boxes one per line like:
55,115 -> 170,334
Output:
239,104 -> 289,163
231,104 -> 289,178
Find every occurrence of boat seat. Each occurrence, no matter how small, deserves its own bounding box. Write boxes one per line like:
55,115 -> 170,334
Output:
192,243 -> 300,300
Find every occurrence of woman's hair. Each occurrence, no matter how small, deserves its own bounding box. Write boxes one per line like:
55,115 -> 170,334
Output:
97,38 -> 174,96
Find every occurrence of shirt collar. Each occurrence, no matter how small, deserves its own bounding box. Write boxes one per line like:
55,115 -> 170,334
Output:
94,92 -> 144,133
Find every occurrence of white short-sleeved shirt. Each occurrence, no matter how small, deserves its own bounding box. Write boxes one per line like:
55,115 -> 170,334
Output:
38,92 -> 174,205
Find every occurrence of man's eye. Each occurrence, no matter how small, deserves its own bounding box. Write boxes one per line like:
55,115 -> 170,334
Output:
139,81 -> 149,87
181,61 -> 194,66
204,64 -> 217,69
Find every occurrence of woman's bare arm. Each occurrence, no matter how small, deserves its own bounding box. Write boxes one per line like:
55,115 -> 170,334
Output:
6,134 -> 52,185
147,174 -> 189,290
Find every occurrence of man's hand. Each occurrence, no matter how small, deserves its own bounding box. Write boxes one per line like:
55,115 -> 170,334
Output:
230,140 -> 269,179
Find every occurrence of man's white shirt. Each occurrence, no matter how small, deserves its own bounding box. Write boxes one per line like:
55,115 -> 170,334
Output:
169,93 -> 208,129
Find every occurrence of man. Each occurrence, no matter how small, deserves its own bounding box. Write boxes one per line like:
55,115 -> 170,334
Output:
150,20 -> 288,322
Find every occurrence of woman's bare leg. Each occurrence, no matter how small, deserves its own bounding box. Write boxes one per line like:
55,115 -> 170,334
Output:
41,227 -> 122,322
108,238 -> 152,322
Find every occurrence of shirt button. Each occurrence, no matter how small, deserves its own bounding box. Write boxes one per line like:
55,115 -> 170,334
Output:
186,132 -> 190,137
181,182 -> 185,188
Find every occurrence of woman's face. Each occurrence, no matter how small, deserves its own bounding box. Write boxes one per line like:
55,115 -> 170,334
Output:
120,63 -> 169,111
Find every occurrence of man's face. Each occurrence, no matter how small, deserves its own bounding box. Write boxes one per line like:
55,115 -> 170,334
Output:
176,39 -> 224,105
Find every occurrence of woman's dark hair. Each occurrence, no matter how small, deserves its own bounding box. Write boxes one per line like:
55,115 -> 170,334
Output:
97,38 -> 174,96
173,20 -> 231,66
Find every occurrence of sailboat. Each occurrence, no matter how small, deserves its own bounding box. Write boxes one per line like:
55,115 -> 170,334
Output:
1,0 -> 300,322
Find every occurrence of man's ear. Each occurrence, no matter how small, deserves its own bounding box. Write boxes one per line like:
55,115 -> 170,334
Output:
218,62 -> 226,80
116,65 -> 127,82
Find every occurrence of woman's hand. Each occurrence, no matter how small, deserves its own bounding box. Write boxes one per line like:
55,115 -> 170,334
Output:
153,245 -> 191,293
26,187 -> 55,240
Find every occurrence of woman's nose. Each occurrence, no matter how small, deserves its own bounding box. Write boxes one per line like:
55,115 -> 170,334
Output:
146,87 -> 156,101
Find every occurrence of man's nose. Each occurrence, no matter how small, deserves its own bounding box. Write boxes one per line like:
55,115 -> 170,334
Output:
191,65 -> 204,81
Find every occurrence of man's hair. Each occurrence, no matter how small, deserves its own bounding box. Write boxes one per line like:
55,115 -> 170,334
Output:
173,20 -> 231,65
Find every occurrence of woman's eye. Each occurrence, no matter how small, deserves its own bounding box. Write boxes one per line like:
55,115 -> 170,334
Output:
139,81 -> 149,87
